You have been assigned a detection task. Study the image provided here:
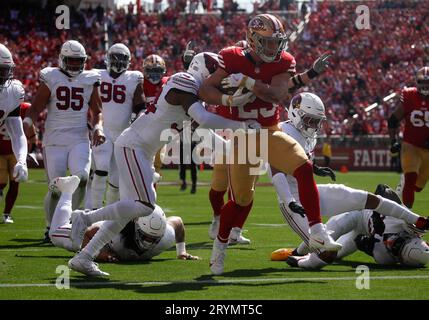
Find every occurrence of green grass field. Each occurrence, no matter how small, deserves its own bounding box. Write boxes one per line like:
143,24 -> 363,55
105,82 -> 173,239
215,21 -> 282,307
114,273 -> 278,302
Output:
0,169 -> 428,300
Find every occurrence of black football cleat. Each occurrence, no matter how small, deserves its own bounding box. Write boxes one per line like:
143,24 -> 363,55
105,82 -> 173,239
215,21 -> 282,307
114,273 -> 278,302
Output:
286,256 -> 301,268
42,228 -> 52,244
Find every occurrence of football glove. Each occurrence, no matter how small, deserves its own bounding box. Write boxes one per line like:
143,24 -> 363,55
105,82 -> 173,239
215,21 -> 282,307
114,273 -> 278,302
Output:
309,52 -> 331,78
288,201 -> 306,218
13,161 -> 28,182
177,252 -> 200,260
354,234 -> 379,257
182,41 -> 196,70
222,87 -> 256,108
313,164 -> 336,181
390,139 -> 401,156
221,73 -> 256,91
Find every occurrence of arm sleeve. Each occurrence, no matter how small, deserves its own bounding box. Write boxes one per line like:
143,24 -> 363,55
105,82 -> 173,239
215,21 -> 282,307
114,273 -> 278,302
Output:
188,101 -> 244,130
271,172 -> 296,204
4,116 -> 28,163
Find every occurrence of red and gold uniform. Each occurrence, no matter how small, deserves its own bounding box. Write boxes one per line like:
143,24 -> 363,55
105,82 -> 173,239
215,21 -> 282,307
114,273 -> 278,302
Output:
0,102 -> 30,184
400,87 -> 429,191
212,45 -> 308,208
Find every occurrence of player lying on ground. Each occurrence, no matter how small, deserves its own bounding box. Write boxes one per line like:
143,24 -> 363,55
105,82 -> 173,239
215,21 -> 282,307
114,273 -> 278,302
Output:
269,92 -> 429,269
276,184 -> 429,268
49,176 -> 199,262
66,52 -> 258,277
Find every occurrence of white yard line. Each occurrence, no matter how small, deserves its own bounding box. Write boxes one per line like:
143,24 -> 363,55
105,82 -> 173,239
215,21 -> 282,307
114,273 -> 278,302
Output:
1,275 -> 429,288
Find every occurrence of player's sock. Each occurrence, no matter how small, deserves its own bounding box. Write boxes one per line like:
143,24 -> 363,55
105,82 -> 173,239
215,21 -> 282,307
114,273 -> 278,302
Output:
296,242 -> 310,256
233,201 -> 253,229
50,192 -> 73,233
403,172 -> 417,208
91,174 -> 107,209
293,161 -> 322,226
72,180 -> 87,210
297,253 -> 328,269
374,195 -> 420,225
217,200 -> 239,243
106,183 -> 119,205
4,181 -> 19,214
209,188 -> 225,217
80,220 -> 127,259
44,191 -> 59,227
82,200 -> 154,225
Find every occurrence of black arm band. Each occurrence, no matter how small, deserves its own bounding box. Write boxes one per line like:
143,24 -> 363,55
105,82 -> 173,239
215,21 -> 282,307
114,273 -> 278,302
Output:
307,68 -> 319,79
387,114 -> 399,129
288,73 -> 306,93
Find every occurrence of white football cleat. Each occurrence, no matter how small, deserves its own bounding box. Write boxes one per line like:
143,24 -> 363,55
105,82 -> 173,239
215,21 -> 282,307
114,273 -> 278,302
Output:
208,216 -> 220,240
68,253 -> 109,277
229,227 -> 251,245
70,210 -> 90,251
49,175 -> 80,194
2,215 -> 14,224
210,239 -> 227,275
309,227 -> 342,252
395,174 -> 405,199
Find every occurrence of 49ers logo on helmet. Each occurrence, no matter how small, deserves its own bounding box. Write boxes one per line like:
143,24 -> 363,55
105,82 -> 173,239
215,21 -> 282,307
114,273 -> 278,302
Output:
249,17 -> 266,31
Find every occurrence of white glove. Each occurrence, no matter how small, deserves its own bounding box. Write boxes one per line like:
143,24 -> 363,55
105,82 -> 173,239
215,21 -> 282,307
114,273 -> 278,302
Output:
221,73 -> 256,91
222,88 -> 256,107
13,161 -> 28,182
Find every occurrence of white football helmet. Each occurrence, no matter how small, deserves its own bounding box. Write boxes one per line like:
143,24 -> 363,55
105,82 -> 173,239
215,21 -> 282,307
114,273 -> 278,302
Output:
59,40 -> 87,77
288,92 -> 326,138
134,205 -> 166,251
399,237 -> 429,267
0,43 -> 15,90
187,52 -> 219,84
106,43 -> 131,74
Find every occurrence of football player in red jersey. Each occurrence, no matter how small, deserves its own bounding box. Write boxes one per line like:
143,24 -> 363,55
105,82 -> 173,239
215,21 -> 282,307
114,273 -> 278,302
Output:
200,14 -> 339,275
143,54 -> 169,178
208,39 -> 331,245
389,66 -> 429,208
0,102 -> 37,223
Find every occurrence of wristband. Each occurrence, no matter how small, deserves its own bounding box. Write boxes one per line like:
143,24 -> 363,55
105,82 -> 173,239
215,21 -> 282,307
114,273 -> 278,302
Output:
23,117 -> 33,127
176,242 -> 186,256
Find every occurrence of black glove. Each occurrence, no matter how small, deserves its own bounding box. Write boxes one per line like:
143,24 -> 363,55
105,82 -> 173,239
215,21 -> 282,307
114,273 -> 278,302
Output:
370,212 -> 385,236
390,139 -> 401,155
313,164 -> 336,181
288,201 -> 306,218
354,234 -> 380,257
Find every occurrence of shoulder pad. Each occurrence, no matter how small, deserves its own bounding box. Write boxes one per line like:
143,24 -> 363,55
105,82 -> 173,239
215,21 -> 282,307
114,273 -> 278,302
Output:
82,70 -> 101,86
169,72 -> 199,95
10,80 -> 25,102
130,70 -> 144,83
39,67 -> 57,86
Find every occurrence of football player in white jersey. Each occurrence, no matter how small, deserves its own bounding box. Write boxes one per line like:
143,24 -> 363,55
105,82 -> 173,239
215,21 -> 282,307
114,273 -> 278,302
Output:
23,40 -> 105,241
284,184 -> 429,268
0,44 -> 28,185
269,92 -> 429,269
67,52 -> 258,276
91,43 -> 145,210
48,176 -> 199,262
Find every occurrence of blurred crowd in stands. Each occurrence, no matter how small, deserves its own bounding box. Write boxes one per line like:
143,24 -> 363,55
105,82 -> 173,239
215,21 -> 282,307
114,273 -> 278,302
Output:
0,0 -> 427,148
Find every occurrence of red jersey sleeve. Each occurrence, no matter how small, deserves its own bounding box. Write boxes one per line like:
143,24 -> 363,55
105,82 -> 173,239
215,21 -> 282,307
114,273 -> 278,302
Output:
218,46 -> 239,74
279,51 -> 296,75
